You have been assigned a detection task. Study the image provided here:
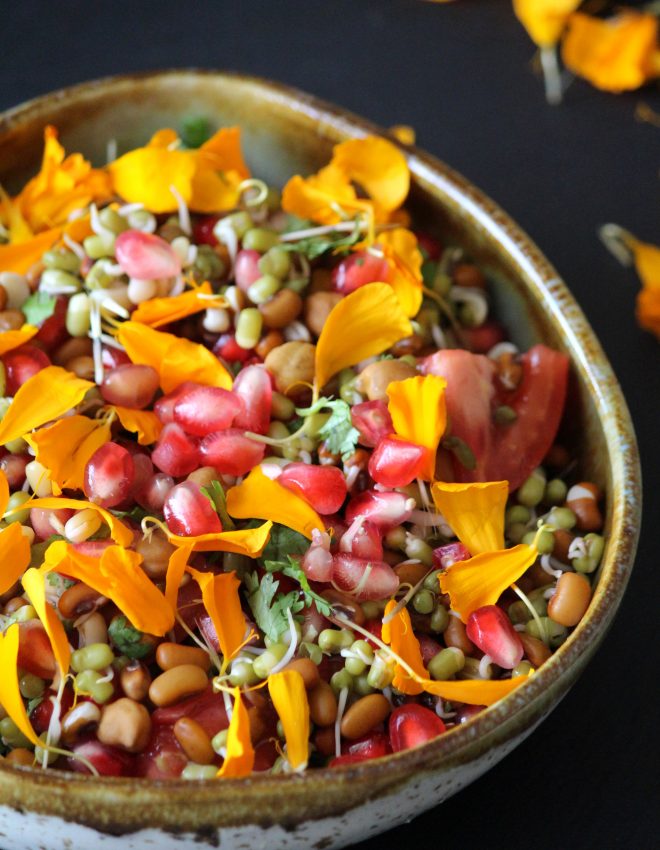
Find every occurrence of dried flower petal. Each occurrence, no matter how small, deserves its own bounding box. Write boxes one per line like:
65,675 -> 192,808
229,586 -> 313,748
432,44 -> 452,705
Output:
431,481 -> 508,555
217,688 -> 255,778
26,415 -> 111,493
439,544 -> 538,622
0,624 -> 40,746
22,567 -> 71,675
0,326 -> 38,356
388,375 -> 447,480
130,282 -> 225,328
315,283 -> 412,390
268,670 -> 310,771
562,12 -> 660,93
513,0 -> 581,47
24,497 -> 133,546
112,407 -> 162,446
226,466 -> 323,539
187,568 -> 254,671
0,366 -> 94,446
0,523 -> 31,595
381,601 -> 426,695
116,321 -> 232,393
165,520 -> 272,555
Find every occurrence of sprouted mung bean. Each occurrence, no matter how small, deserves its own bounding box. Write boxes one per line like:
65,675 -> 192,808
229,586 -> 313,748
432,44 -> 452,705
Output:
0,125 -> 605,778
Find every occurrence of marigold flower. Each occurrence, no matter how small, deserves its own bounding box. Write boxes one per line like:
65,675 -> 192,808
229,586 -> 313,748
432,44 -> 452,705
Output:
22,568 -> 71,676
513,0 -> 581,48
217,688 -> 255,778
0,625 -> 40,747
387,375 -> 447,480
268,670 -> 310,771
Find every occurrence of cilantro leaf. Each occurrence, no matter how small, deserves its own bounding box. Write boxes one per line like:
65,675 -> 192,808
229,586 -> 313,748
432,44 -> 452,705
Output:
296,396 -> 360,460
200,480 -> 235,530
263,556 -> 333,618
244,571 -> 303,643
280,220 -> 363,260
107,616 -> 153,659
21,291 -> 57,325
256,523 -> 308,563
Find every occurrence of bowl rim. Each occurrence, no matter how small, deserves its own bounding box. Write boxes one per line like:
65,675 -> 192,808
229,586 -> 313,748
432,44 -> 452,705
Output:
0,68 -> 642,805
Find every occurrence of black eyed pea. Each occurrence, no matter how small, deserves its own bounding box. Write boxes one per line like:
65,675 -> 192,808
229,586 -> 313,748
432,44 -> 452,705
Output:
61,701 -> 102,745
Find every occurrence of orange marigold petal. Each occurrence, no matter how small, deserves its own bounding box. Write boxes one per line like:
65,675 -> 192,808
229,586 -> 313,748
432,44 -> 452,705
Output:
24,497 -> 133,546
0,468 -> 8,516
165,521 -> 273,555
198,128 -> 250,182
217,688 -> 255,778
116,321 -> 233,393
513,0 -> 581,47
637,288 -> 660,339
130,282 -> 225,328
431,481 -> 508,555
281,163 -> 361,225
268,670 -> 310,771
164,544 -> 192,615
421,674 -> 529,707
226,467 -> 323,539
439,544 -> 538,622
22,567 -> 71,676
631,238 -> 660,292
0,523 -> 31,595
0,624 -> 40,746
108,146 -> 196,213
315,283 -> 412,390
382,602 -> 427,695
0,366 -> 94,446
26,415 -> 111,492
331,137 -> 410,212
0,227 -> 63,274
387,375 -> 447,480
112,407 -> 163,446
378,228 -> 424,317
0,325 -> 38,356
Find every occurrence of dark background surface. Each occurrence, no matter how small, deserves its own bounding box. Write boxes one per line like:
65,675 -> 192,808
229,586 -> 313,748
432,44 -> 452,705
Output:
1,1 -> 658,848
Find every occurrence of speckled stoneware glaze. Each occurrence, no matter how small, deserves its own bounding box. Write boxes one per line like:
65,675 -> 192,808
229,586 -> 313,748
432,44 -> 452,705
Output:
0,71 -> 641,850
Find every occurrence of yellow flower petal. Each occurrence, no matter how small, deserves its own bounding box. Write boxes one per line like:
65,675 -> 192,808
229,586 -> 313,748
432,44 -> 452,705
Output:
0,468 -> 8,517
24,497 -> 133,546
187,568 -> 254,671
315,283 -> 412,390
0,325 -> 38,356
381,601 -> 426,695
332,137 -> 410,212
562,12 -> 660,92
431,481 -> 508,555
378,228 -> 423,317
268,670 -> 310,771
26,415 -> 111,493
217,687 -> 255,778
513,0 -> 581,47
439,544 -> 538,622
0,523 -> 31,595
22,567 -> 71,676
43,541 -> 173,637
387,375 -> 447,480
130,282 -> 225,328
0,366 -> 94,446
281,163 -> 362,226
420,674 -> 529,707
112,407 -> 162,445
165,521 -> 273,555
116,321 -> 233,393
389,125 -> 416,146
637,288 -> 660,339
0,212 -> 91,275
164,544 -> 192,615
226,467 -> 323,539
197,127 -> 250,182
0,624 -> 40,746
190,127 -> 251,214
108,145 -> 196,213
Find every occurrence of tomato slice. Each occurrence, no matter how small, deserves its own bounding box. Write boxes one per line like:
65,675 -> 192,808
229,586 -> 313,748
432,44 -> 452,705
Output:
422,344 -> 569,491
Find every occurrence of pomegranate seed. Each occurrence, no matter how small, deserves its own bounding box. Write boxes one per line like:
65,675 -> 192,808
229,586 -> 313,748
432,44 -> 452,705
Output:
115,230 -> 181,279
339,519 -> 383,561
163,481 -> 222,537
102,346 -> 131,369
3,345 -> 51,394
135,725 -> 186,779
70,739 -> 136,777
72,539 -> 114,558
455,704 -> 485,724
151,685 -> 229,738
432,541 -> 471,570
389,704 -> 446,753
0,453 -> 29,488
232,365 -> 272,435
331,554 -> 399,601
368,437 -> 426,487
234,249 -> 262,292
417,634 -> 442,665
363,619 -> 383,648
302,600 -> 330,637
213,333 -> 253,363
342,731 -> 392,761
29,686 -> 74,734
278,463 -> 347,514
154,381 -> 198,424
152,423 -> 200,477
465,605 -> 524,669
17,620 -> 56,679
414,231 -> 442,261
199,429 -> 265,476
302,530 -> 334,582
350,400 -> 394,448
135,472 -> 174,512
35,295 -> 68,350
253,738 -> 279,772
332,251 -> 390,295
131,453 -> 154,495
463,320 -> 506,354
30,507 -> 75,540
173,385 -> 243,437
193,215 -> 221,247
101,364 -> 160,409
345,489 -> 415,532
84,442 -> 135,508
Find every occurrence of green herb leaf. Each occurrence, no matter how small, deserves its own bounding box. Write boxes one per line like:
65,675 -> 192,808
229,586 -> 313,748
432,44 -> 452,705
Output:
256,523 -> 308,563
180,116 -> 213,149
107,616 -> 153,659
244,571 -> 303,643
263,556 -> 333,618
281,220 -> 363,260
21,292 -> 57,326
200,480 -> 235,530
296,396 -> 360,460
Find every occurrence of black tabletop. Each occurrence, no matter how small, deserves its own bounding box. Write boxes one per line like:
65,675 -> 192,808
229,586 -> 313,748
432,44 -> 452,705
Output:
2,1 -> 658,848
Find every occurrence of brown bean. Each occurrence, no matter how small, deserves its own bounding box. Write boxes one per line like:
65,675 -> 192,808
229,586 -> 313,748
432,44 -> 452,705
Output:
453,263 -> 487,289
394,561 -> 429,586
173,716 -> 215,765
309,267 -> 333,293
282,658 -> 321,690
544,443 -> 570,469
259,289 -> 303,329
4,597 -> 28,615
5,748 -> 34,766
383,549 -> 404,566
566,482 -> 603,532
247,705 -> 269,744
547,572 -> 592,627
65,355 -> 96,380
77,612 -> 108,646
120,662 -> 152,702
443,616 -> 475,655
148,664 -> 208,707
264,341 -> 316,398
390,334 -> 425,357
519,632 -> 552,667
552,529 -> 575,564
61,701 -> 101,745
97,698 -> 152,753
0,285 -> 7,312
313,726 -> 336,757
340,694 -> 391,740
155,642 -> 211,672
356,360 -> 417,401
136,529 -> 176,580
308,681 -> 338,727
256,329 -> 285,359
304,292 -> 343,337
0,310 -> 25,331
58,582 -> 105,619
321,588 -> 365,628
52,336 -> 93,366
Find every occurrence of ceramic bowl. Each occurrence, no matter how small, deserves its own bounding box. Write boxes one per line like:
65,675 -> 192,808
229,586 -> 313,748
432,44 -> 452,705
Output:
0,70 -> 641,850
